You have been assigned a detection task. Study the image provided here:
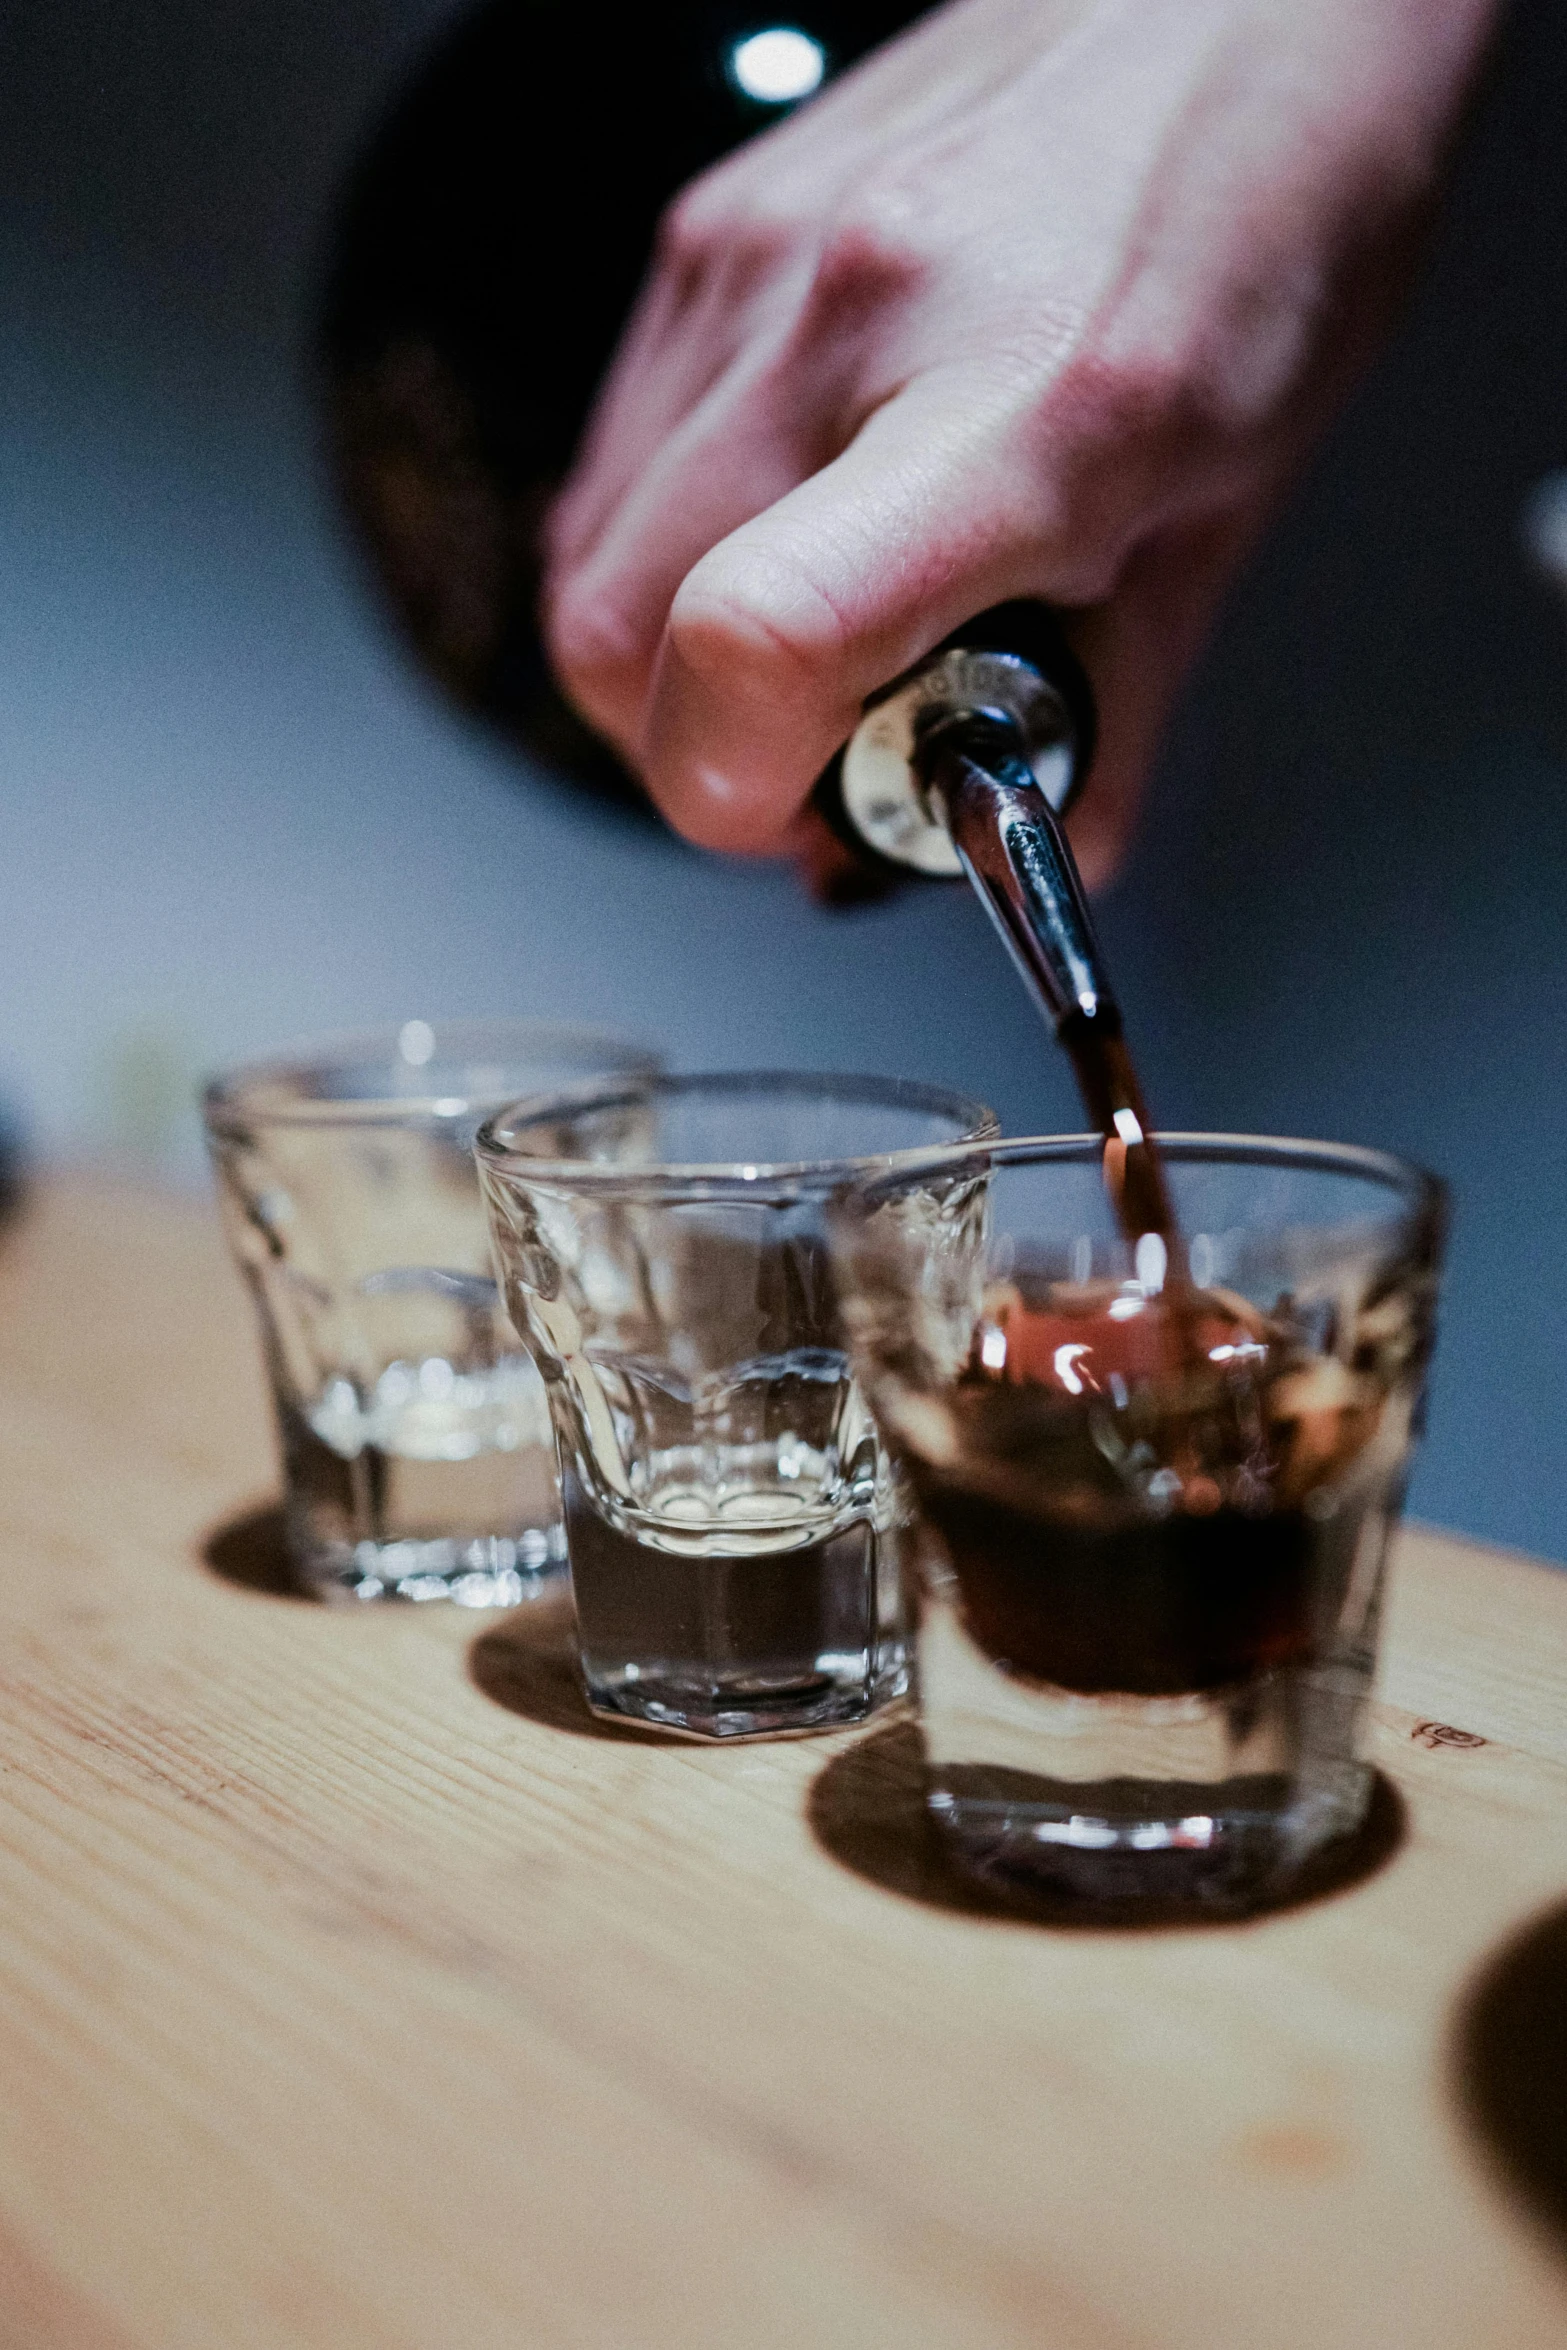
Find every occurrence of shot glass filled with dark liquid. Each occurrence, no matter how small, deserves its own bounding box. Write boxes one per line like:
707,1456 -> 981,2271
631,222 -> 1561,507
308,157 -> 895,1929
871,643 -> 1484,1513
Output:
830,1137 -> 1444,1911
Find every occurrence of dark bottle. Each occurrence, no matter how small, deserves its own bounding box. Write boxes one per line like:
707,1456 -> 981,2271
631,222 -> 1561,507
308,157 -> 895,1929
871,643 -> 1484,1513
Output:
319,0 -> 936,806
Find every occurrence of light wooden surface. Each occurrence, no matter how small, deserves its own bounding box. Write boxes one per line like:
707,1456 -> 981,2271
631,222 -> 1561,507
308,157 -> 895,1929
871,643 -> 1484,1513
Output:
0,1176 -> 1564,2350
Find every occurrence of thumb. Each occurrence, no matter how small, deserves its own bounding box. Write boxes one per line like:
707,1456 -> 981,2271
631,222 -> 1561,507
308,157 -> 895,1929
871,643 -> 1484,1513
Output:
641,377 -> 1076,853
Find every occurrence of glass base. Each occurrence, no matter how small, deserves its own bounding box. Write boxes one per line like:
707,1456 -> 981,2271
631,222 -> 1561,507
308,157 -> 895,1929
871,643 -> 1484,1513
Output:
928,1767 -> 1370,1914
919,1582 -> 1375,1912
297,1526 -> 568,1606
583,1650 -> 908,1740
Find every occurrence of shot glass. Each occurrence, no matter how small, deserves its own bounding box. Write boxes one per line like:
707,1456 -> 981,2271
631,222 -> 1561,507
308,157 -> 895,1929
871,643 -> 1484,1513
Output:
203,1020 -> 661,1605
476,1072 -> 998,1737
829,1135 -> 1446,1911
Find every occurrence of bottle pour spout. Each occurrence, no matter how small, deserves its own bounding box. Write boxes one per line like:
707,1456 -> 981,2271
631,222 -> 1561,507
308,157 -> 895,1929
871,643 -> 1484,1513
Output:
811,598 -> 1119,1041
812,601 -> 1097,883
912,705 -> 1122,1047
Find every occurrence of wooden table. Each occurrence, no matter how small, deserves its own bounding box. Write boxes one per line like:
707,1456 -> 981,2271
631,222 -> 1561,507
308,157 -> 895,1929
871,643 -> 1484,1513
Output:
0,1178 -> 1565,2349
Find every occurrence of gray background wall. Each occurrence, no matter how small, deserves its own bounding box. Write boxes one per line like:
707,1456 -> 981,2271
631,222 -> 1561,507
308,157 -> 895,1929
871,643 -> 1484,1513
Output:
1,1 -> 1563,1553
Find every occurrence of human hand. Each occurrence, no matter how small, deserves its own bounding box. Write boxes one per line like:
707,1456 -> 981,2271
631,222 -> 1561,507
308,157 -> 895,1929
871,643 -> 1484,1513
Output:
545,0 -> 1498,884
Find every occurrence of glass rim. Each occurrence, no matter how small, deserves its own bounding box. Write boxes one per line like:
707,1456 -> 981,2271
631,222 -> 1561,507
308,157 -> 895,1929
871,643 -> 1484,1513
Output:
474,1068 -> 1001,1195
831,1128 -> 1447,1222
201,1018 -> 663,1134
832,1129 -> 1447,1227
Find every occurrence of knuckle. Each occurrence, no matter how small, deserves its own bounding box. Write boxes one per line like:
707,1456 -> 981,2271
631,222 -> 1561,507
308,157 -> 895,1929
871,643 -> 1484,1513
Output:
667,552 -> 848,706
806,204 -> 925,318
546,579 -> 646,710
765,199 -> 928,443
657,177 -> 807,285
1007,340 -> 1228,592
655,183 -> 720,275
1055,341 -> 1209,455
1056,249 -> 1321,458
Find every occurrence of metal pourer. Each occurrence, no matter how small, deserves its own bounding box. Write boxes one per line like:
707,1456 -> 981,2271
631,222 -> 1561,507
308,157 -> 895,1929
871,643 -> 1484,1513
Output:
814,603 -> 1123,1048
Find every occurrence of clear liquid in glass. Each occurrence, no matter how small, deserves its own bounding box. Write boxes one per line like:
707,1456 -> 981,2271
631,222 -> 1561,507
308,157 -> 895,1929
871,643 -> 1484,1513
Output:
563,1421 -> 909,1738
283,1352 -> 564,1604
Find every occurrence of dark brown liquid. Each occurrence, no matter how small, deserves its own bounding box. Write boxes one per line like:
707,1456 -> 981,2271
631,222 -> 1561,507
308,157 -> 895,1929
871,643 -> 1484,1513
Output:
1057,1004 -> 1177,1246
909,1294 -> 1377,1697
914,1474 -> 1317,1696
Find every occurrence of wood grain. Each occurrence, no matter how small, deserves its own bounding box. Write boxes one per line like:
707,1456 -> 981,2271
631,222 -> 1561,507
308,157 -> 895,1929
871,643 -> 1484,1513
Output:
0,1176 -> 1561,2349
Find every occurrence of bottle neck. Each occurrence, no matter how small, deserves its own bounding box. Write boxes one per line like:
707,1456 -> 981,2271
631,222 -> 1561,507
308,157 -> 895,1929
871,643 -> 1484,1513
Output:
811,601 -> 1097,887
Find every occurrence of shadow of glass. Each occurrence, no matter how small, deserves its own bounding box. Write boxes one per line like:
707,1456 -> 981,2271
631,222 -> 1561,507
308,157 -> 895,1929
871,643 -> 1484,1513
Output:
808,1720 -> 1406,1931
199,1502 -> 316,1601
1454,1898 -> 1567,2257
468,1589 -> 675,1743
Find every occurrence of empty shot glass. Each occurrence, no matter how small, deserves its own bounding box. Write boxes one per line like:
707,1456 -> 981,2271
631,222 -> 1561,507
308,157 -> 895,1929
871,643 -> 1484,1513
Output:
204,1020 -> 661,1604
477,1072 -> 998,1736
829,1135 -> 1446,1912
